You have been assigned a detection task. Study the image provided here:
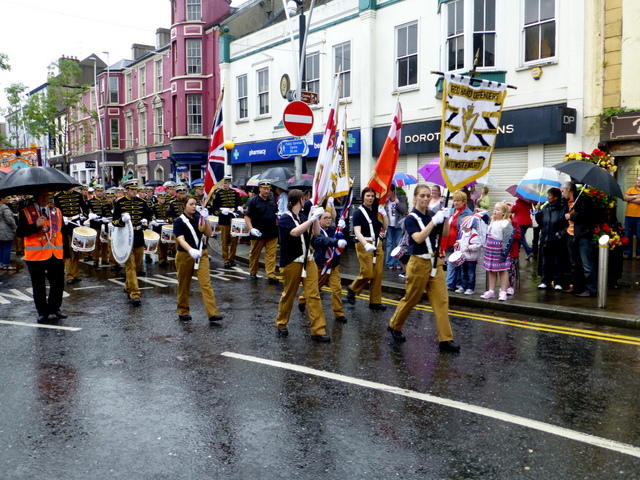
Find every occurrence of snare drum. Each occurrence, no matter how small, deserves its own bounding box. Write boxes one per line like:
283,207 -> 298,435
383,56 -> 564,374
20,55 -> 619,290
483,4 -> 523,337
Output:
100,224 -> 109,243
71,226 -> 97,252
209,216 -> 220,235
448,250 -> 465,267
161,225 -> 175,244
143,230 -> 160,254
390,245 -> 404,260
231,218 -> 250,237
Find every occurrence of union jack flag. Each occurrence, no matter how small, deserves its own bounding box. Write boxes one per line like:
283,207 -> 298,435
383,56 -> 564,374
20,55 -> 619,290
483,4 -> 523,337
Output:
204,90 -> 225,197
321,187 -> 353,275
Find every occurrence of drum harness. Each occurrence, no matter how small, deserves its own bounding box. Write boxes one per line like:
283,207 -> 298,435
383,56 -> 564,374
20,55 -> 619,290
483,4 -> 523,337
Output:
179,214 -> 206,271
357,205 -> 379,264
409,212 -> 437,278
285,211 -> 313,278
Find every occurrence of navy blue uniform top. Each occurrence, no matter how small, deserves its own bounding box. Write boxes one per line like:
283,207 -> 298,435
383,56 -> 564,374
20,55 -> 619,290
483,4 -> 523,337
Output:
278,211 -> 310,267
173,213 -> 205,252
246,194 -> 278,239
352,205 -> 381,239
311,225 -> 341,268
404,209 -> 439,256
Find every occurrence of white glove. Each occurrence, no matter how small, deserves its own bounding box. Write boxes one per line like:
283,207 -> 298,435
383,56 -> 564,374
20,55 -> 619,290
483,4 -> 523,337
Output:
309,206 -> 324,222
337,239 -> 347,248
151,219 -> 159,227
199,208 -> 209,218
364,243 -> 377,252
431,211 -> 445,225
378,205 -> 387,217
237,206 -> 244,213
88,212 -> 99,221
250,228 -> 262,237
443,208 -> 453,218
141,218 -> 148,227
72,214 -> 83,222
101,217 -> 110,223
121,213 -> 131,223
189,248 -> 202,260
327,196 -> 334,208
220,207 -> 230,215
63,216 -> 70,225
338,219 -> 346,229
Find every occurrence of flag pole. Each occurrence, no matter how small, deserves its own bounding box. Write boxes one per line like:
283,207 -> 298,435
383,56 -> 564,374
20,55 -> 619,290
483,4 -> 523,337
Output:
202,86 -> 226,208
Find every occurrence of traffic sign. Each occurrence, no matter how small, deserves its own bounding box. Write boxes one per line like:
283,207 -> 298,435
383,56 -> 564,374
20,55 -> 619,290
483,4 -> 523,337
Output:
283,101 -> 314,137
278,139 -> 309,158
300,91 -> 319,105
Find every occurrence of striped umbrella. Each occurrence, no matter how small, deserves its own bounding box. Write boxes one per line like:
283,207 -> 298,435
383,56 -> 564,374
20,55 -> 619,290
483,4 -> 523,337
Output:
516,167 -> 569,203
392,172 -> 418,187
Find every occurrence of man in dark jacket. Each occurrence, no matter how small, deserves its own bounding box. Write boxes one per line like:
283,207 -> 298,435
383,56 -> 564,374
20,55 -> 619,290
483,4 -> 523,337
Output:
535,187 -> 568,290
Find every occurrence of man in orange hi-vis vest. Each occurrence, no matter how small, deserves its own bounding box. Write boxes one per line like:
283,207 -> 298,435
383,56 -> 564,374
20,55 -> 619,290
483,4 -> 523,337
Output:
16,187 -> 67,323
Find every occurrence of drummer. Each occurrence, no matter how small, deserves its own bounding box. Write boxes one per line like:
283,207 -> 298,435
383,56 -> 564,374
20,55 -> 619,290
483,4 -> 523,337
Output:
151,191 -> 173,267
87,185 -> 111,269
211,175 -> 242,268
112,179 -> 153,306
54,186 -> 88,284
104,189 -> 121,272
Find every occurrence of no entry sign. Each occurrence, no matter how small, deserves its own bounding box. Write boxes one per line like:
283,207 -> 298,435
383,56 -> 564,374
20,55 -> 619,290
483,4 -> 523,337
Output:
283,101 -> 314,137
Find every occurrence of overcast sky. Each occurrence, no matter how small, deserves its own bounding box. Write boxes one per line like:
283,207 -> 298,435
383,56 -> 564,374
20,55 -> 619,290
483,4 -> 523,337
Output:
0,0 -> 249,114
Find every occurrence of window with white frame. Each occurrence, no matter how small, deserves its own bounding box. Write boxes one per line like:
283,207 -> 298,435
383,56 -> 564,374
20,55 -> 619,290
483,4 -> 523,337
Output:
446,0 -> 464,71
126,73 -> 132,102
334,42 -> 351,99
186,39 -> 202,74
155,105 -> 164,142
396,22 -> 418,88
154,165 -> 164,181
109,76 -> 118,103
139,110 -> 147,146
305,52 -> 320,95
125,115 -> 133,147
155,59 -> 163,92
139,65 -> 146,98
186,0 -> 201,21
110,118 -> 119,148
257,68 -> 269,116
523,0 -> 555,63
237,74 -> 248,120
187,94 -> 202,134
474,0 -> 496,67
92,122 -> 97,150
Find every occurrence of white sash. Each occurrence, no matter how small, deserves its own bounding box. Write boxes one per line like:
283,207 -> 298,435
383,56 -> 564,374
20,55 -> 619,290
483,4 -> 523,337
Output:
180,214 -> 203,271
409,212 -> 437,277
358,205 -> 379,264
285,211 -> 310,277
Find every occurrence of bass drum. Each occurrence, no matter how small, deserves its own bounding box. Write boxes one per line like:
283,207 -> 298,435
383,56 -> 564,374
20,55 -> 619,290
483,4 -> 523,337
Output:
110,220 -> 134,264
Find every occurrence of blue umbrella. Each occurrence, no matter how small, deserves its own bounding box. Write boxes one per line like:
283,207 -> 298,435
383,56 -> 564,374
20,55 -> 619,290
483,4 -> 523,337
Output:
393,172 -> 418,187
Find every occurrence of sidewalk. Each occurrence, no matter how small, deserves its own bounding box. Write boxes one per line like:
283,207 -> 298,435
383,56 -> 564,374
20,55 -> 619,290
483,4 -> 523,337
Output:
210,238 -> 640,331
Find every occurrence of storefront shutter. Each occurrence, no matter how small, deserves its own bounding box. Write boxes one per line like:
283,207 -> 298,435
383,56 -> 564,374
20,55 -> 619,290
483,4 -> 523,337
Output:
543,144 -> 567,167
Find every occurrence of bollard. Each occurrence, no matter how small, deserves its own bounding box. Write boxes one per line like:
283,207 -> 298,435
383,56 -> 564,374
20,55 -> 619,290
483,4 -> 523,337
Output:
597,235 -> 610,308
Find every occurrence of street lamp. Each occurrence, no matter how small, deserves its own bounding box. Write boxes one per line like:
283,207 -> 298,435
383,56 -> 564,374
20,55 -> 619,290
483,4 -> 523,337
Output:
101,51 -> 110,185
89,57 -> 104,185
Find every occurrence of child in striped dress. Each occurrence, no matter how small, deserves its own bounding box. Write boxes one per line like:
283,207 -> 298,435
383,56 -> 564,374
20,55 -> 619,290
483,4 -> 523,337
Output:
481,202 -> 514,301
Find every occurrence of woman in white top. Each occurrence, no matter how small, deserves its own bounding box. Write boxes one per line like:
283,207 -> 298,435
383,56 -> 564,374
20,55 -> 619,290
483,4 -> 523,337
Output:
428,184 -> 445,213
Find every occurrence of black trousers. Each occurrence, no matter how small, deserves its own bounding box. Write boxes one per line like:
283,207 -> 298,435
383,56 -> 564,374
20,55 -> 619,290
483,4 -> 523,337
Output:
26,257 -> 65,316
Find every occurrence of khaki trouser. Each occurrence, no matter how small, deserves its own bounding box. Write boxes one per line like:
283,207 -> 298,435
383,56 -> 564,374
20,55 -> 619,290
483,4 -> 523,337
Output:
219,224 -> 238,263
298,265 -> 344,318
388,255 -> 454,342
157,241 -> 169,264
349,241 -> 384,304
175,250 -> 219,318
276,260 -> 327,335
92,227 -> 109,263
65,233 -> 80,280
124,246 -> 144,299
249,237 -> 278,278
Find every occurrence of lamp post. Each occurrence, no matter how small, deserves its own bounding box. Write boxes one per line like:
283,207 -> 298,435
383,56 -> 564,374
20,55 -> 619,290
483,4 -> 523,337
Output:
90,57 -> 104,185
101,51 -> 109,185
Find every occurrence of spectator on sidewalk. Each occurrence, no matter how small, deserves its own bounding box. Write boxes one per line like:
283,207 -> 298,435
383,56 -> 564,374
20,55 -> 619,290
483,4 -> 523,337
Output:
384,184 -> 407,271
511,197 -> 534,260
0,195 -> 18,270
441,190 -> 473,290
476,186 -> 491,211
535,187 -> 568,290
454,215 -> 482,295
622,176 -> 640,259
481,202 -> 514,301
429,184 -> 445,213
506,212 -> 522,296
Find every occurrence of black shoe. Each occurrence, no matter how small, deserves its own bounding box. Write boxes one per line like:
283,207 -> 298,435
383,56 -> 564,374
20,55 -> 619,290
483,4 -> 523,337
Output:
66,279 -> 76,285
52,310 -> 68,319
346,287 -> 356,305
277,328 -> 289,337
179,315 -> 192,321
230,260 -> 236,267
311,334 -> 331,343
224,262 -> 232,269
209,315 -> 223,322
439,340 -> 460,353
249,274 -> 258,280
110,266 -> 118,273
267,277 -> 279,285
137,271 -> 146,276
158,261 -> 169,268
369,303 -> 387,311
37,315 -> 48,323
131,298 -> 141,307
298,303 -> 306,313
145,256 -> 152,264
335,316 -> 347,323
93,261 -> 99,268
387,325 -> 406,343
101,261 -> 110,266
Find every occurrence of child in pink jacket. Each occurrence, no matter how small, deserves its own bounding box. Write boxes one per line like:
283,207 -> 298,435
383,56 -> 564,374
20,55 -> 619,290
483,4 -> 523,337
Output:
454,216 -> 482,295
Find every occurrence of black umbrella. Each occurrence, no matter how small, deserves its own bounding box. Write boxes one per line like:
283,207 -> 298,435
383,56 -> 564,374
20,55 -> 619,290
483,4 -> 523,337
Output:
271,180 -> 290,192
257,167 -> 295,181
145,180 -> 164,187
290,177 -> 313,189
0,167 -> 81,196
234,176 -> 248,187
552,161 -> 623,198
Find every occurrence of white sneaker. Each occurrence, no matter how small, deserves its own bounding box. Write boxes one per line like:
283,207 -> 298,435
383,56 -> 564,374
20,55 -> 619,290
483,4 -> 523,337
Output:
554,284 -> 563,291
480,290 -> 495,299
506,287 -> 514,295
499,291 -> 508,301
538,283 -> 547,289
464,289 -> 475,295
455,286 -> 465,293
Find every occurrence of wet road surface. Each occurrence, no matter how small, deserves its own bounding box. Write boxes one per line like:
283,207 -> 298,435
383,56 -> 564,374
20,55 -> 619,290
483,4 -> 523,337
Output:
0,258 -> 639,479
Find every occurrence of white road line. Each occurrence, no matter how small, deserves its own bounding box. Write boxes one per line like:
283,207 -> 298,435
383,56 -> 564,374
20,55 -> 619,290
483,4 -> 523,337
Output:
0,320 -> 81,331
221,352 -> 640,460
73,286 -> 103,290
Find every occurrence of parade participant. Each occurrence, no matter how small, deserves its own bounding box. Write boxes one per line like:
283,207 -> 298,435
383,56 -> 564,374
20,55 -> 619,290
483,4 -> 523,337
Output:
104,189 -> 121,272
384,184 -> 407,271
151,192 -> 173,267
16,187 -> 67,323
87,185 -> 111,269
211,175 -> 242,268
298,209 -> 349,323
112,179 -> 153,306
114,186 -> 125,199
79,185 -> 89,203
193,181 -> 205,205
386,184 -> 460,352
174,194 -> 223,322
0,195 -> 17,269
171,183 -> 187,219
346,186 -> 389,310
480,202 -> 514,301
622,176 -> 640,259
141,187 -> 156,264
54,186 -> 88,284
275,189 -> 328,341
244,180 -> 279,284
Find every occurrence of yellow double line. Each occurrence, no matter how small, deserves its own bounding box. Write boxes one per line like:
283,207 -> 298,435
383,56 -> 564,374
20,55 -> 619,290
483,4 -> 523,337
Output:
331,287 -> 640,346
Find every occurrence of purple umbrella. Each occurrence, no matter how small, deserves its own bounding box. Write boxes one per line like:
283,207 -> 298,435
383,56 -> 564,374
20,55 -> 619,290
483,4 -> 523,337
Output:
418,158 -> 478,188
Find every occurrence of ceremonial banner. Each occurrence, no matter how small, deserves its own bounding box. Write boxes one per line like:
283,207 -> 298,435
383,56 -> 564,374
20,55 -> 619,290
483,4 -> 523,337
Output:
368,102 -> 402,204
329,108 -> 350,198
204,89 -> 225,197
312,74 -> 340,206
440,73 -> 507,191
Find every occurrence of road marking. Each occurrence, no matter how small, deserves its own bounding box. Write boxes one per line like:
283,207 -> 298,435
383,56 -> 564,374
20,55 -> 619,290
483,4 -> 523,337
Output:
0,320 -> 81,331
73,286 -> 103,290
222,351 -> 640,460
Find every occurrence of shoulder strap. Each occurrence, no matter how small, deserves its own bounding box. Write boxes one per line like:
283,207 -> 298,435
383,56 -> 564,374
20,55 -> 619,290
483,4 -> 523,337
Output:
179,214 -> 199,248
409,212 -> 433,255
358,205 -> 378,247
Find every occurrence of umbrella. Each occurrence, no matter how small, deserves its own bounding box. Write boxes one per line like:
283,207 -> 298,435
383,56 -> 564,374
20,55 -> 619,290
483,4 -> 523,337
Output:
0,166 -> 12,173
0,167 -> 81,196
475,173 -> 498,187
232,187 -> 248,197
271,180 -> 290,192
287,173 -> 313,183
246,174 -> 261,186
289,177 -> 313,189
393,173 -> 418,187
145,180 -> 165,187
418,158 -> 481,189
234,176 -> 248,187
257,167 -> 295,181
515,166 -> 569,203
552,161 -> 624,198
506,184 -> 530,202
154,186 -> 167,194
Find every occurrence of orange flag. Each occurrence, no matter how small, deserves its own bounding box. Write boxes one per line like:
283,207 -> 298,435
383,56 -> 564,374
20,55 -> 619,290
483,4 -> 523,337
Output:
368,102 -> 402,204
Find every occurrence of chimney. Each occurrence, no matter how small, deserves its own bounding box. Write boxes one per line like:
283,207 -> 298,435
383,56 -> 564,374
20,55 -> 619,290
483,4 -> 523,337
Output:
131,44 -> 155,60
156,28 -> 170,49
